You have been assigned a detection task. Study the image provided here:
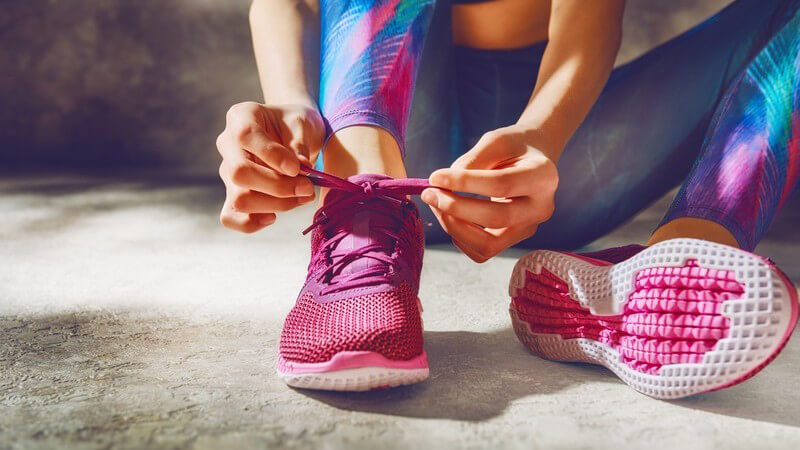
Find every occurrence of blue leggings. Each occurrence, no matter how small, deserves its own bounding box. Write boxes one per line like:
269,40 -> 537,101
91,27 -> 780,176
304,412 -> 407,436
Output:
320,0 -> 800,250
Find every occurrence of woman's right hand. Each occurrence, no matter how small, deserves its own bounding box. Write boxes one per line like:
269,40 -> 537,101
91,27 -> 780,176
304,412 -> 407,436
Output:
216,102 -> 326,233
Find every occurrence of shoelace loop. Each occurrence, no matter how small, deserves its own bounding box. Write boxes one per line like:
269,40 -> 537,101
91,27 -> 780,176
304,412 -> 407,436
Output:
300,167 -> 431,294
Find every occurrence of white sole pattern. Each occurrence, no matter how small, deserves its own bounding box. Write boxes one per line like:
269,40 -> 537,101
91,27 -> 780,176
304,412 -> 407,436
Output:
508,238 -> 798,399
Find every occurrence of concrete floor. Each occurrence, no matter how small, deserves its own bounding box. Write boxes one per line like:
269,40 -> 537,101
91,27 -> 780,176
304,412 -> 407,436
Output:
2,172 -> 799,450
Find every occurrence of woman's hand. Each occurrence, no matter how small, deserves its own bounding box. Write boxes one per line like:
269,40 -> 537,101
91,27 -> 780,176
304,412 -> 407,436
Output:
216,102 -> 326,233
421,125 -> 559,262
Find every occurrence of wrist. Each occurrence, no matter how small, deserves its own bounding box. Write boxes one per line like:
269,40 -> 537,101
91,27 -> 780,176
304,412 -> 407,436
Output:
514,124 -> 565,163
263,89 -> 317,109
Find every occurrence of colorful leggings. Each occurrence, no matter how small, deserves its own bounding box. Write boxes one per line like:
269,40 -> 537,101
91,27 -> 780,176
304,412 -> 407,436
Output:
319,0 -> 800,251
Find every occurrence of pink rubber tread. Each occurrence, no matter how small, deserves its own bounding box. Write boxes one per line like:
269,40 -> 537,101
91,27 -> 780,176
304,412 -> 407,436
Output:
508,238 -> 799,399
513,259 -> 743,375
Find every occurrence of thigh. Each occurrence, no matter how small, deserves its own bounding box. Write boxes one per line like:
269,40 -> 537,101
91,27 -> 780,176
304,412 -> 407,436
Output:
526,0 -> 797,250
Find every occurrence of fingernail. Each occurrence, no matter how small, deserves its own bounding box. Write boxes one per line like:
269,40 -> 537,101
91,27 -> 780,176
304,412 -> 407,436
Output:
421,189 -> 438,208
295,181 -> 315,197
260,216 -> 275,226
299,194 -> 315,204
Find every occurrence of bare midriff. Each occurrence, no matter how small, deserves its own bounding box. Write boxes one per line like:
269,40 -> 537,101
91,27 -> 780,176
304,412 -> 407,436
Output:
452,0 -> 550,50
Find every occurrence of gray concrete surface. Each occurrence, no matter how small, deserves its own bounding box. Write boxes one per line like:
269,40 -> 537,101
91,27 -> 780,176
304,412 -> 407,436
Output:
1,172 -> 799,449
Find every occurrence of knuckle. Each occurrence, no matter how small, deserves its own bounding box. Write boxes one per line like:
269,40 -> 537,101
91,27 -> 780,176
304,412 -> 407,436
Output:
483,129 -> 501,142
485,129 -> 507,145
232,192 -> 249,211
470,251 -> 489,263
226,103 -> 245,121
234,123 -> 258,143
219,210 -> 234,228
230,161 -> 250,185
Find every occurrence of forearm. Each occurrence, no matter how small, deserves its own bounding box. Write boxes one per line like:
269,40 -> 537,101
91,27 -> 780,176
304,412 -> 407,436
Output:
517,0 -> 624,161
249,0 -> 320,106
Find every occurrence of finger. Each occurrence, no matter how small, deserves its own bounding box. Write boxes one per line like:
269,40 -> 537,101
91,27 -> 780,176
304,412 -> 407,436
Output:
482,223 -> 540,253
429,206 -> 479,260
451,130 -> 519,170
421,188 -> 533,229
432,206 -> 539,261
220,204 -> 276,233
223,158 -> 315,198
237,128 -> 301,177
429,166 -> 535,198
232,190 -> 315,214
429,206 -> 493,263
224,103 -> 302,176
452,236 -> 487,263
285,119 -> 313,161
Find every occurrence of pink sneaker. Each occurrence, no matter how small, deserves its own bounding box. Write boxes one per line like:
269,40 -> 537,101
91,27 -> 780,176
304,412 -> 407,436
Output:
277,168 -> 431,391
509,239 -> 798,399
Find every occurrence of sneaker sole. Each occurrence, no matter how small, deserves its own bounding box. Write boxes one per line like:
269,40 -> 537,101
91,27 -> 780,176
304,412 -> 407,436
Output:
277,351 -> 429,391
508,238 -> 799,399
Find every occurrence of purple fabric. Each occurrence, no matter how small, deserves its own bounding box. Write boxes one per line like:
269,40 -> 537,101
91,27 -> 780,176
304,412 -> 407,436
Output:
658,7 -> 800,251
316,0 -> 800,251
319,0 -> 435,155
300,168 -> 427,302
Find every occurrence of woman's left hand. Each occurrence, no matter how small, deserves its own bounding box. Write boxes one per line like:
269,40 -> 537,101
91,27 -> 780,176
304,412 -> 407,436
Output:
421,124 -> 560,262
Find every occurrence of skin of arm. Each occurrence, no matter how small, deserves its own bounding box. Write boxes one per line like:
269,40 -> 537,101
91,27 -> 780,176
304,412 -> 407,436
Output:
423,0 -> 625,261
518,0 -> 625,161
250,0 -> 320,106
216,0 -> 326,233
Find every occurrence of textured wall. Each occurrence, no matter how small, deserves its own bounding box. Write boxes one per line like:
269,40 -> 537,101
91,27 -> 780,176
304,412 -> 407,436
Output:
0,0 -> 730,173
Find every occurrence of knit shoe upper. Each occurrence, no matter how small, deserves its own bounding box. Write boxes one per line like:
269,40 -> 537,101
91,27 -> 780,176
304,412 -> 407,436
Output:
279,170 -> 429,364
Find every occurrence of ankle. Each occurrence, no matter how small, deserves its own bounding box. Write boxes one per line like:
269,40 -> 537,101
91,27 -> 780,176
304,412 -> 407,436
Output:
648,218 -> 740,248
323,126 -> 407,179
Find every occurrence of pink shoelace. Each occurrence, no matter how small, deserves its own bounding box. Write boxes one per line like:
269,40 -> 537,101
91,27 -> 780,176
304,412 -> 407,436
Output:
300,167 -> 432,294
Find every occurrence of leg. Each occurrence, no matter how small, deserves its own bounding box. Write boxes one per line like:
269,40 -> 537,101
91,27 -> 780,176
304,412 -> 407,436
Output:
651,11 -> 800,250
278,0 -> 439,392
508,0 -> 800,249
318,0 -> 435,180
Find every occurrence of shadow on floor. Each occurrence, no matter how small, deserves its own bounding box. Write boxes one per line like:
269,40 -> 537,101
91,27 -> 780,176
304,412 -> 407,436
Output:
299,327 -> 618,421
671,351 -> 800,428
303,328 -> 800,426
3,311 -> 799,427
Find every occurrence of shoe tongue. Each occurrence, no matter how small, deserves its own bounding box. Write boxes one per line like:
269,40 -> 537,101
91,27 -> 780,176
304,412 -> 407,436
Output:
323,173 -> 404,282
